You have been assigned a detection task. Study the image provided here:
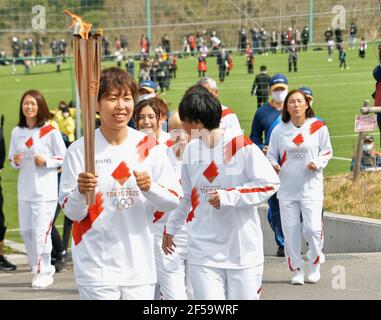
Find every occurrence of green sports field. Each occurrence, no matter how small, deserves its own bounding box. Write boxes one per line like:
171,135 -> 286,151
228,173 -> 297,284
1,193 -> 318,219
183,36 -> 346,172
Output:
0,44 -> 379,242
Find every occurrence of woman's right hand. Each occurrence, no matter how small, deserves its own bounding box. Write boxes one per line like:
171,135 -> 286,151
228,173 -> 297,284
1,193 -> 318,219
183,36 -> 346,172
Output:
13,153 -> 22,166
162,233 -> 176,255
77,172 -> 98,195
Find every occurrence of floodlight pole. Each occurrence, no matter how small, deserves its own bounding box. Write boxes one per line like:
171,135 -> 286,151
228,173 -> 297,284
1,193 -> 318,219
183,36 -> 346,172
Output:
146,0 -> 152,44
308,0 -> 313,44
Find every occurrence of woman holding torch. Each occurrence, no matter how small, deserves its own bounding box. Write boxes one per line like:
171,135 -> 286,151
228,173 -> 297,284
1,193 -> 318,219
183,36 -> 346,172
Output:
59,67 -> 180,300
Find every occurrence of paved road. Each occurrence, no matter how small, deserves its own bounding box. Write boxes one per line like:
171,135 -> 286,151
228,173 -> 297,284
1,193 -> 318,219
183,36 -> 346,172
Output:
1,252 -> 380,300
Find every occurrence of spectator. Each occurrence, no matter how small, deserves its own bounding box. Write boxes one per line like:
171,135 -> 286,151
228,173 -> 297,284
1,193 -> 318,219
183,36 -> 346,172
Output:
339,46 -> 347,70
210,31 -> 221,56
11,37 -> 21,60
198,54 -> 207,77
267,89 -> 333,285
226,51 -> 233,76
170,54 -> 177,79
9,90 -> 66,289
238,27 -> 247,55
161,34 -> 171,53
250,73 -> 289,257
120,35 -> 128,51
334,25 -> 343,50
251,65 -> 271,108
350,135 -> 381,171
349,22 -> 357,50
359,37 -> 367,58
59,38 -> 67,62
126,57 -> 135,79
58,107 -> 76,144
246,48 -> 254,74
373,62 -> 381,147
260,27 -> 268,55
251,27 -> 261,54
270,30 -> 278,54
0,115 -> 17,271
35,38 -> 43,63
216,46 -> 228,83
288,40 -> 298,72
50,39 -> 57,57
138,63 -> 150,82
301,26 -> 309,51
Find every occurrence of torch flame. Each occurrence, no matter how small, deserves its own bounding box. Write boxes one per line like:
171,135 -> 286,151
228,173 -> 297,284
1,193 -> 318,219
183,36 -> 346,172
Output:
63,9 -> 93,39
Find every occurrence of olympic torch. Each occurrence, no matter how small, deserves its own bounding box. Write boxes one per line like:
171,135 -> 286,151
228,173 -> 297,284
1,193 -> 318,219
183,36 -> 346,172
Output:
63,10 -> 103,205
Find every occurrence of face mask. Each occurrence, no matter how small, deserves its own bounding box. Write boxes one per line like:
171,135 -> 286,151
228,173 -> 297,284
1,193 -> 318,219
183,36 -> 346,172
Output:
363,144 -> 373,152
272,90 -> 288,103
63,112 -> 69,118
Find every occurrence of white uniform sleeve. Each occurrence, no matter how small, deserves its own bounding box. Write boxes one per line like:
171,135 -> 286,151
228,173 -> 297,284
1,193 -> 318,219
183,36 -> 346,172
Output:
166,163 -> 192,236
8,128 -> 20,170
217,144 -> 280,208
311,126 -> 333,170
45,130 -> 67,169
266,128 -> 281,167
59,145 -> 88,222
227,114 -> 243,136
142,147 -> 181,213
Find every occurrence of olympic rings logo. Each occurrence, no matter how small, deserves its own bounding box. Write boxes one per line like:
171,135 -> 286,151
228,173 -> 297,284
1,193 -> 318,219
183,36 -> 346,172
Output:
112,197 -> 135,210
291,153 -> 305,160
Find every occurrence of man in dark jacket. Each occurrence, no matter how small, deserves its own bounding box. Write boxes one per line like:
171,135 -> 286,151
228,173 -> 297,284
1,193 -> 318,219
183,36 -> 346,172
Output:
0,115 -> 17,271
251,65 -> 270,108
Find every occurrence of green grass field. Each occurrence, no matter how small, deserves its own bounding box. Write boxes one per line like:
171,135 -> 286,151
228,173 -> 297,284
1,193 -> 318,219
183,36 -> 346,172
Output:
1,44 -> 379,242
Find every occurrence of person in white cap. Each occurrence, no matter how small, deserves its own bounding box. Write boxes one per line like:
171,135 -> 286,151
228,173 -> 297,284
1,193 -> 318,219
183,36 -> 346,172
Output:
267,89 -> 333,285
197,76 -> 242,136
250,73 -> 289,257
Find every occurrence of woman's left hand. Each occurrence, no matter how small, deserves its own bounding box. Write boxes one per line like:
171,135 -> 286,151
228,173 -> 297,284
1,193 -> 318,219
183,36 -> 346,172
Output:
34,155 -> 46,167
306,162 -> 317,171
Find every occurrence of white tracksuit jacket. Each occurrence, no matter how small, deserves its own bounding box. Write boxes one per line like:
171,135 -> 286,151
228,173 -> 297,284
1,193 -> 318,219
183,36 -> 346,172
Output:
59,128 -> 180,287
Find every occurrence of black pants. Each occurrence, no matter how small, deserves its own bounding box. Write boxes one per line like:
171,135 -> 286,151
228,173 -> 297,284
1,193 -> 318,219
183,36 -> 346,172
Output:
51,203 -> 63,259
219,66 -> 226,82
288,57 -> 297,72
257,96 -> 268,108
0,177 -> 6,242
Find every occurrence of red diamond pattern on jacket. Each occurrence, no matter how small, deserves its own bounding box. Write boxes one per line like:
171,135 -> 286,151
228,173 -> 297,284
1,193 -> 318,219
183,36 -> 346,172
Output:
203,161 -> 219,183
111,161 -> 131,186
292,133 -> 304,146
25,137 -> 33,149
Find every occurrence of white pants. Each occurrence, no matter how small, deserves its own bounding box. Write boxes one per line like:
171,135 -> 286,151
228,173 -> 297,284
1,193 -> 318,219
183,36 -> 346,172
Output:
78,284 -> 155,300
154,236 -> 193,300
18,200 -> 56,275
188,264 -> 263,300
279,200 -> 325,271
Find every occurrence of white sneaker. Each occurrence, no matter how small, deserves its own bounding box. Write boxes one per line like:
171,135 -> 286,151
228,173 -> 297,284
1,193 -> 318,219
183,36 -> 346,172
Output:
290,270 -> 304,285
32,274 -> 54,289
306,263 -> 321,283
31,265 -> 56,289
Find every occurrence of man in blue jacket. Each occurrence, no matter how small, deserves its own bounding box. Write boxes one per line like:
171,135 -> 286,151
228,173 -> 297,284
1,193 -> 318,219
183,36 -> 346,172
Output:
249,74 -> 288,257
